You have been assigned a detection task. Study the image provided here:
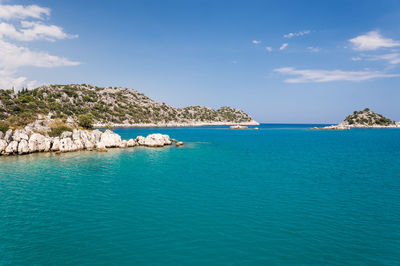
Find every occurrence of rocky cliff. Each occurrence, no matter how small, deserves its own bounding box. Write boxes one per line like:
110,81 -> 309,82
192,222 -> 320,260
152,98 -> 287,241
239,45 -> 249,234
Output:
0,84 -> 258,127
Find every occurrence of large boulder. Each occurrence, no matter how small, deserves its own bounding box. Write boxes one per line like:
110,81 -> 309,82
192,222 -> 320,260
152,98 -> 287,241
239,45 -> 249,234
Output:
92,129 -> 102,143
119,140 -> 128,148
0,139 -> 8,153
61,131 -> 73,139
5,140 -> 18,154
79,130 -> 95,150
127,139 -> 136,147
18,139 -> 29,154
12,129 -> 29,142
52,137 -> 60,151
143,133 -> 172,147
136,136 -> 145,145
28,133 -> 47,152
59,137 -> 77,152
4,129 -> 13,142
99,130 -> 122,148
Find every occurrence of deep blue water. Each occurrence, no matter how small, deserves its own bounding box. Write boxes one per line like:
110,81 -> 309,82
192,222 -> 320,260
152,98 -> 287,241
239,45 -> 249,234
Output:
1,124 -> 399,265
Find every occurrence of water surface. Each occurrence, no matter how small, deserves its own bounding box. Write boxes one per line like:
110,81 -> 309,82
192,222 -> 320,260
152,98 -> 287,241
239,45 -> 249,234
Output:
1,124 -> 399,265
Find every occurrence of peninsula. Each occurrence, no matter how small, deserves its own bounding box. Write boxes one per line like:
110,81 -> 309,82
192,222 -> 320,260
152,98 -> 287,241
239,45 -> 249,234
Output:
318,108 -> 400,130
0,84 -> 256,156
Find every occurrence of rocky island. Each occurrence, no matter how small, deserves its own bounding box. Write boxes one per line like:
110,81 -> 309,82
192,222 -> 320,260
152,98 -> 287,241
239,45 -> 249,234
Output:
317,108 -> 400,130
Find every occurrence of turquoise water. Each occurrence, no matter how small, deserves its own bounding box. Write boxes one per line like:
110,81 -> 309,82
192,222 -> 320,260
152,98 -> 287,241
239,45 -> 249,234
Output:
1,124 -> 400,265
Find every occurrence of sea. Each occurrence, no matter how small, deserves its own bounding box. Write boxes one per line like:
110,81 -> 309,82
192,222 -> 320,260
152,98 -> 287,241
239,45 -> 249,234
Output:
0,124 -> 399,265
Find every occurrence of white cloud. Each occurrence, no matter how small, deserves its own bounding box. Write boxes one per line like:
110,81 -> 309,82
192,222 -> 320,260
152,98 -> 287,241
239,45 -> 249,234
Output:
265,46 -> 272,52
0,21 -> 77,41
307,46 -> 320,52
349,31 -> 400,51
351,57 -> 362,61
274,67 -> 400,83
252,40 -> 261,44
0,4 -> 50,20
0,3 -> 79,90
0,39 -> 79,69
284,30 -> 310,38
279,43 -> 288,50
367,53 -> 400,64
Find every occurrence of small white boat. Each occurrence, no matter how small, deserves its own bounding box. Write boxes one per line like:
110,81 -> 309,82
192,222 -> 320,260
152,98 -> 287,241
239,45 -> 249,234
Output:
229,125 -> 248,129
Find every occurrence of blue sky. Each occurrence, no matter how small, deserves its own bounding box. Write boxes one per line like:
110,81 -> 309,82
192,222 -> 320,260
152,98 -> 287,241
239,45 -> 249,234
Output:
1,0 -> 400,123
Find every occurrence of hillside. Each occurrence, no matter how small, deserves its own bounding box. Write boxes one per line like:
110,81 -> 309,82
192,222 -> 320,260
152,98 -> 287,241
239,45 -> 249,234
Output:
321,108 -> 399,130
0,84 -> 258,127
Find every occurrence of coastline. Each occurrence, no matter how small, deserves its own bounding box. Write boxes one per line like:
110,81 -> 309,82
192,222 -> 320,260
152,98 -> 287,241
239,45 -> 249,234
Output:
93,120 -> 260,128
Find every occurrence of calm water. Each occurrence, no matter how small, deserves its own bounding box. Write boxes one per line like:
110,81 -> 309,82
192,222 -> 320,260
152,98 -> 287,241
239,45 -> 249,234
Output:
1,124 -> 399,265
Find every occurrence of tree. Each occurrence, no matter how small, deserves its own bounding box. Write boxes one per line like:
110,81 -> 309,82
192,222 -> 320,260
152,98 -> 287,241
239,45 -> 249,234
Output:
78,114 -> 94,129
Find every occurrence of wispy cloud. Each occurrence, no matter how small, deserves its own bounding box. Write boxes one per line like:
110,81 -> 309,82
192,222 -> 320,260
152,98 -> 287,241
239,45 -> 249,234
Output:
252,40 -> 261,44
284,30 -> 310,38
0,21 -> 78,42
351,57 -> 362,61
274,67 -> 400,83
349,31 -> 400,51
279,43 -> 288,50
265,46 -> 272,52
366,53 -> 400,65
307,46 -> 320,52
0,4 -> 50,20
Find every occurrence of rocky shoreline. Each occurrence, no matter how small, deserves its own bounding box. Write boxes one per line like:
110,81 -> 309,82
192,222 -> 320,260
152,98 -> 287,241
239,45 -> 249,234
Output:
0,129 -> 182,157
93,121 -> 259,128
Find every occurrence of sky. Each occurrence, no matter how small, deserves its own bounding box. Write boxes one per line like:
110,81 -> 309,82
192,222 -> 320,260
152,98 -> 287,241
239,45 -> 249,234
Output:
1,0 -> 400,123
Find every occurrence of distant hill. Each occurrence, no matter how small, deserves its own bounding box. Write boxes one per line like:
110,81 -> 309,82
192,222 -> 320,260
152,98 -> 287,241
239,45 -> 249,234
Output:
0,84 -> 258,127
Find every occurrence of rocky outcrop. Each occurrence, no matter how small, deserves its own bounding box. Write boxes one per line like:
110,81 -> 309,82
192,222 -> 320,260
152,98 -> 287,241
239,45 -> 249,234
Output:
316,108 -> 400,130
0,127 -> 182,156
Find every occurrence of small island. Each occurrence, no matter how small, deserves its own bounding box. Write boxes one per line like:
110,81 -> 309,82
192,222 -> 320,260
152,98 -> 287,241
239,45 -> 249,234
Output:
316,108 -> 400,130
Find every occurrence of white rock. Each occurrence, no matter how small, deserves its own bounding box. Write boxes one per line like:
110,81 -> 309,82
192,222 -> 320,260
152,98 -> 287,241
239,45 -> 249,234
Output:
44,137 -> 52,152
136,136 -> 145,145
59,137 -> 74,152
143,133 -> 171,147
127,139 -> 136,147
0,139 -> 8,153
13,129 -> 29,142
5,140 -> 18,154
4,129 -> 13,142
0,131 -> 4,139
100,130 -> 122,148
52,137 -> 60,151
18,139 -> 29,154
119,140 -> 128,148
61,131 -> 73,139
28,133 -> 47,152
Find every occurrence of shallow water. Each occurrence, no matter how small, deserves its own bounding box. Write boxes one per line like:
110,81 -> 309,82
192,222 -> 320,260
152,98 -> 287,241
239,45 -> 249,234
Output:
1,124 -> 399,265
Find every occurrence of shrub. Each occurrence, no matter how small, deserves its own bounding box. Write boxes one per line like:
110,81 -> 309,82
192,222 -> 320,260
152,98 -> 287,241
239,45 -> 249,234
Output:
0,121 -> 9,133
78,114 -> 94,129
49,125 -> 72,137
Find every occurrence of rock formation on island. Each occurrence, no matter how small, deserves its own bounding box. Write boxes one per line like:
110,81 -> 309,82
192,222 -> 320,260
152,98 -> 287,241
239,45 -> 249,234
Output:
0,84 -> 258,127
0,114 -> 182,156
318,108 -> 400,130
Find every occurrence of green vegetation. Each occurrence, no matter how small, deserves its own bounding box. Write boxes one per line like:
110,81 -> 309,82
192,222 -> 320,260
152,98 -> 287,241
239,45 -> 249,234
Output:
345,108 -> 395,126
0,121 -> 9,133
49,125 -> 72,137
0,84 -> 254,127
78,114 -> 94,129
